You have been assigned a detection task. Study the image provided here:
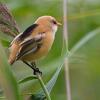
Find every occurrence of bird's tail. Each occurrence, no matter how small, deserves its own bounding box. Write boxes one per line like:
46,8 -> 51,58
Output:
8,43 -> 20,65
8,58 -> 15,65
0,2 -> 20,38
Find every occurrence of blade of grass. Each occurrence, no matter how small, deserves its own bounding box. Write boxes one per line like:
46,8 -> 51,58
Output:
30,58 -> 65,100
68,28 -> 100,58
0,43 -> 22,100
18,76 -> 37,84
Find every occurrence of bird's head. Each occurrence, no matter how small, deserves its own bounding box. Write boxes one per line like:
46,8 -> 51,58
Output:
35,16 -> 61,33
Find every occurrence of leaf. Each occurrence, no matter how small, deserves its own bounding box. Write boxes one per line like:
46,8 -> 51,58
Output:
0,43 -> 22,100
69,27 -> 100,57
29,64 -> 64,100
29,94 -> 45,100
19,76 -> 37,84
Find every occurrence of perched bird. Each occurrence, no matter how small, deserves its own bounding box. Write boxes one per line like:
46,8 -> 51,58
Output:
8,16 -> 61,74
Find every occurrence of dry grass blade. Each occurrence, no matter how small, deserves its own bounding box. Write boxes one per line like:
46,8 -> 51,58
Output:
63,0 -> 72,100
0,3 -> 20,37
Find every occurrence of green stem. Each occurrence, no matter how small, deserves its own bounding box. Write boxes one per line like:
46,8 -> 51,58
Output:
37,74 -> 51,100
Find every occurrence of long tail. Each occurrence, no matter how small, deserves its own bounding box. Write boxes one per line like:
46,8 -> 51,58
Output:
0,3 -> 20,38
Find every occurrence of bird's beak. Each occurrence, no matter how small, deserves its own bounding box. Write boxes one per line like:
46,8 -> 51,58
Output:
57,22 -> 62,26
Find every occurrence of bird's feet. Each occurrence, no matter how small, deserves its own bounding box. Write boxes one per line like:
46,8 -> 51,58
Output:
31,62 -> 42,75
23,61 -> 42,76
33,67 -> 42,75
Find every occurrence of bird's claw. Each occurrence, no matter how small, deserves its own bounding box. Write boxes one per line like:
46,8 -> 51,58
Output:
33,68 -> 42,75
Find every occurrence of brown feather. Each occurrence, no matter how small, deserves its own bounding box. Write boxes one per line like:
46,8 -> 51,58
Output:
8,43 -> 20,64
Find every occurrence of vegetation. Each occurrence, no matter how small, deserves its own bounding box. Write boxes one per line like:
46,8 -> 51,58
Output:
0,0 -> 100,100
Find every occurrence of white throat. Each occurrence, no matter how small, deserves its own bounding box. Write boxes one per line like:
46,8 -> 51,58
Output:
52,25 -> 58,37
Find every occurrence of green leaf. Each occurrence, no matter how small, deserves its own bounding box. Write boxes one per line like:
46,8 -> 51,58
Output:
30,94 -> 45,100
19,76 -> 37,84
69,27 -> 100,57
0,44 -> 22,100
30,65 -> 64,100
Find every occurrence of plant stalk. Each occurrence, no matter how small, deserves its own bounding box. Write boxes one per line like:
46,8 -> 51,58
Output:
37,73 -> 51,100
63,0 -> 72,100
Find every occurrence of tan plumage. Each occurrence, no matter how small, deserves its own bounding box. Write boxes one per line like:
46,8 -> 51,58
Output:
8,16 -> 61,65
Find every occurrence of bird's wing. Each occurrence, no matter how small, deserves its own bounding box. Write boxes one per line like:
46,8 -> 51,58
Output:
19,24 -> 38,40
10,23 -> 38,46
0,3 -> 20,37
16,33 -> 45,60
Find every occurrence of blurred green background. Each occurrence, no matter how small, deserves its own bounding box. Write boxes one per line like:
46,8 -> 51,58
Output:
0,0 -> 100,100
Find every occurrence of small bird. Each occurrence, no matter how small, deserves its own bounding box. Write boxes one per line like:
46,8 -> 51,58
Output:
8,16 -> 61,74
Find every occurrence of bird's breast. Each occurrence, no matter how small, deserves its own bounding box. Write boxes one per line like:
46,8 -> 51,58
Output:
21,32 -> 54,61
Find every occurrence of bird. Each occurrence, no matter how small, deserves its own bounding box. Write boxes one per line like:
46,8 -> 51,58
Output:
8,16 -> 61,74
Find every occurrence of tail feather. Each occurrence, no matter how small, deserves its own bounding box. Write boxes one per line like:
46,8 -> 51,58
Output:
8,58 -> 15,65
8,43 -> 20,65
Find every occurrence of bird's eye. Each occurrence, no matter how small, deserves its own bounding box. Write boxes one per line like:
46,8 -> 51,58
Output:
52,20 -> 57,25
